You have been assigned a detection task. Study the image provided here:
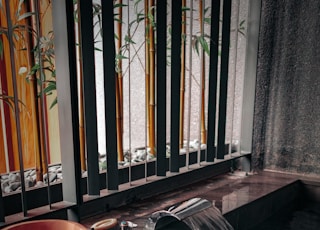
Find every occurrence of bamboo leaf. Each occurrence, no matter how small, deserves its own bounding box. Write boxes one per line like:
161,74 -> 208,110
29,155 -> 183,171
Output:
125,35 -> 136,44
0,96 -> 15,111
199,36 -> 210,55
114,3 -> 127,8
43,82 -> 56,95
192,36 -> 200,55
94,46 -> 103,52
204,7 -> 211,15
30,63 -> 40,75
0,94 -> 26,111
182,7 -> 190,12
18,12 -> 36,21
136,13 -> 145,23
116,54 -> 128,60
204,18 -> 211,25
49,97 -> 57,109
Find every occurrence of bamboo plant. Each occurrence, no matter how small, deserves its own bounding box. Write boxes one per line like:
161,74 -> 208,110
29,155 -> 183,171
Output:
199,0 -> 207,144
179,0 -> 187,148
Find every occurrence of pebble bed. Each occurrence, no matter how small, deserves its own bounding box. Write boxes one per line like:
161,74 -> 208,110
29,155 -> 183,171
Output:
1,140 -> 206,194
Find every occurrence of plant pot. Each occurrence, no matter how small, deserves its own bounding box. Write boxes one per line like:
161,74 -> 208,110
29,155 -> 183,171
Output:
2,219 -> 87,230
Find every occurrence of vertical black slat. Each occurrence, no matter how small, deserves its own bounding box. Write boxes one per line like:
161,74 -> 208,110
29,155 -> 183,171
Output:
52,1 -> 83,221
206,0 -> 221,162
170,0 -> 182,173
156,0 -> 167,176
217,0 -> 232,159
0,31 -> 6,222
0,185 -> 4,222
65,0 -> 83,207
79,0 -> 100,195
52,0 -> 83,220
4,0 -> 28,217
101,0 -> 119,190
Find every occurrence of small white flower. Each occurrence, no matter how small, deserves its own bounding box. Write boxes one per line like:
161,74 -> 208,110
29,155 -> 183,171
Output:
18,66 -> 27,75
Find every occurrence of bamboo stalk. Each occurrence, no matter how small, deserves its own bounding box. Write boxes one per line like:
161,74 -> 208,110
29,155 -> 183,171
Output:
179,0 -> 186,149
116,0 -> 124,161
145,0 -> 150,156
148,0 -> 156,156
5,0 -> 28,216
28,0 -> 42,180
199,0 -> 207,144
26,0 -> 46,181
75,1 -> 87,171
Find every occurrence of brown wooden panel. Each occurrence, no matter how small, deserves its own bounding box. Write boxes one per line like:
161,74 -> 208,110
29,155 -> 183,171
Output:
1,1 -> 39,171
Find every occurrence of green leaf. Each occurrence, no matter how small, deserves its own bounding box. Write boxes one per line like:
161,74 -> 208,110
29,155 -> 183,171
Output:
182,7 -> 190,12
94,46 -> 103,52
204,18 -> 211,25
29,63 -> 40,75
204,7 -> 211,15
136,13 -> 145,23
125,35 -> 136,44
192,36 -> 200,55
199,36 -> 210,55
116,54 -> 128,60
43,82 -> 56,95
49,97 -> 57,109
114,3 -> 127,9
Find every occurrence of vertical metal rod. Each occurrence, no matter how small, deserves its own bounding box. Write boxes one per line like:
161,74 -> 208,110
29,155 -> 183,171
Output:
186,0 -> 194,169
217,0 -> 232,159
79,0 -> 100,195
228,0 -> 240,156
144,0 -> 149,182
156,0 -> 167,176
197,0 -> 205,166
170,0 -> 182,173
127,0 -> 133,185
0,52 -> 5,221
206,0 -> 221,162
4,0 -> 28,217
34,0 -> 52,208
101,0 -> 119,190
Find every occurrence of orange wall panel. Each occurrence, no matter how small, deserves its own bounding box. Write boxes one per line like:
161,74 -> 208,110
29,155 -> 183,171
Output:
1,1 -> 39,171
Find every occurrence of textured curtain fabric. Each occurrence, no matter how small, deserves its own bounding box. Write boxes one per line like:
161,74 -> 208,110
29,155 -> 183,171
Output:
252,0 -> 320,175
